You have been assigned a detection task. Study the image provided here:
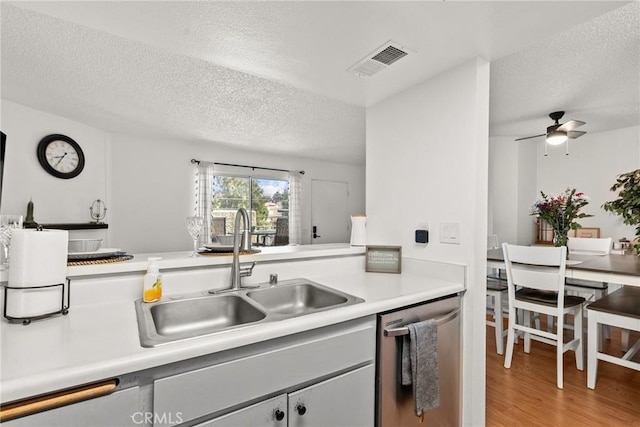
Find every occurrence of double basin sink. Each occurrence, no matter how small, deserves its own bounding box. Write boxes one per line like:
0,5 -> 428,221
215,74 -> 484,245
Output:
135,278 -> 364,347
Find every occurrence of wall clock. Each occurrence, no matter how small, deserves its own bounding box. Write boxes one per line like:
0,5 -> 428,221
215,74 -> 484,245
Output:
37,134 -> 85,179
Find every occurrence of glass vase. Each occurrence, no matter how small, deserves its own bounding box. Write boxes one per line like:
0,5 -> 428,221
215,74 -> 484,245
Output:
552,229 -> 569,258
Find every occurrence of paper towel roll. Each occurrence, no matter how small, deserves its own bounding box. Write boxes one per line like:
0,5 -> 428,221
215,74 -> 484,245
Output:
8,229 -> 68,288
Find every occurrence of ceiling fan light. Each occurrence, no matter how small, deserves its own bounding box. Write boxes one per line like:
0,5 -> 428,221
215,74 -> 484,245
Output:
547,130 -> 568,145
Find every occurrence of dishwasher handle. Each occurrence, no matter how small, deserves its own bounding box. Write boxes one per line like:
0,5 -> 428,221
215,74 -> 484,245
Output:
383,307 -> 460,337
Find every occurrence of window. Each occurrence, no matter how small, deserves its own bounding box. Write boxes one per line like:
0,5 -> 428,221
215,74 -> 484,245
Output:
211,175 -> 289,245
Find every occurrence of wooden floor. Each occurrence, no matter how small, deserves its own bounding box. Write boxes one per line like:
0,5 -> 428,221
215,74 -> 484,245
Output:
486,323 -> 640,426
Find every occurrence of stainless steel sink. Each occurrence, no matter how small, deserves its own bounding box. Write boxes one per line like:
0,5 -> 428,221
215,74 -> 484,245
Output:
246,280 -> 352,315
135,294 -> 266,347
135,278 -> 363,347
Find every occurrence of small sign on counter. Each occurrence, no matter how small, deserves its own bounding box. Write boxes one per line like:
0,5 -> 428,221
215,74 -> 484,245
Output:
365,245 -> 402,274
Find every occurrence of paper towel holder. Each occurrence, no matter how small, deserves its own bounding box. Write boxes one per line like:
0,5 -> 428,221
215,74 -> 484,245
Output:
2,279 -> 70,325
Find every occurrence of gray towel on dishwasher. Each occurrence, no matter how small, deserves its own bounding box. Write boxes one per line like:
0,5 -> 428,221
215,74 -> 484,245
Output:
401,319 -> 440,416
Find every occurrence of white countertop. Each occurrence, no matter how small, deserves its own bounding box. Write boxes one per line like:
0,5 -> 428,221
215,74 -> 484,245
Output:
0,245 -> 465,403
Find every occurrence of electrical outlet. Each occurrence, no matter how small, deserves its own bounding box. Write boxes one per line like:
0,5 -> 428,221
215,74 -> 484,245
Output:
440,222 -> 461,244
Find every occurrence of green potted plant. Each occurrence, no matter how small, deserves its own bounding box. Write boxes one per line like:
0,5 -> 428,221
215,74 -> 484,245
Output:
602,169 -> 640,255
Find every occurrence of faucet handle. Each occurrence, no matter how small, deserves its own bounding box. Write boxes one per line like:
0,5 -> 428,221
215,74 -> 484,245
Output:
239,261 -> 256,277
269,274 -> 278,285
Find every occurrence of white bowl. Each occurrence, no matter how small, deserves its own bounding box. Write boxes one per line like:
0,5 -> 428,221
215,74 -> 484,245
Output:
68,239 -> 103,253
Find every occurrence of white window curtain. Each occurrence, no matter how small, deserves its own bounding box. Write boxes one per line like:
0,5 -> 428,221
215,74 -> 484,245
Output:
289,171 -> 303,245
195,161 -> 214,246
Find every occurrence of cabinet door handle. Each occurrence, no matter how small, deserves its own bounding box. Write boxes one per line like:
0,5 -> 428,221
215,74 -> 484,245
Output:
274,409 -> 285,421
296,404 -> 307,416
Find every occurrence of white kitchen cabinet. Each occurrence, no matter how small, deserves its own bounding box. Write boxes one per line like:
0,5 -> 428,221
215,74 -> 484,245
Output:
200,365 -> 374,427
3,386 -> 143,427
288,364 -> 374,427
196,394 -> 288,427
154,316 -> 375,425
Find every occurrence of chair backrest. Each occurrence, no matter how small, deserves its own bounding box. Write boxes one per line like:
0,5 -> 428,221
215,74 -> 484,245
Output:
274,217 -> 289,246
567,237 -> 612,255
502,243 -> 567,293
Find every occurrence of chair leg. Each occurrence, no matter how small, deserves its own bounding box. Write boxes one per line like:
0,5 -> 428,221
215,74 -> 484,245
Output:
622,329 -> 630,352
587,312 -> 598,389
494,293 -> 505,355
524,310 -> 531,353
595,289 -> 610,347
557,338 -> 564,389
504,313 -> 516,369
574,307 -> 584,371
534,315 -> 541,331
514,309 -> 521,344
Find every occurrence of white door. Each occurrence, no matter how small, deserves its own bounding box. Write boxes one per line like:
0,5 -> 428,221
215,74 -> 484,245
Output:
311,180 -> 349,244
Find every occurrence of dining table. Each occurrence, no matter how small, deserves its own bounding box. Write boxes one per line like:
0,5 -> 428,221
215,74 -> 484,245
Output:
489,247 -> 640,386
487,248 -> 640,287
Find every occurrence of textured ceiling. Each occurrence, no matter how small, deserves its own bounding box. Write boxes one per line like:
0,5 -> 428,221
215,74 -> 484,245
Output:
1,1 -> 635,165
490,1 -> 640,139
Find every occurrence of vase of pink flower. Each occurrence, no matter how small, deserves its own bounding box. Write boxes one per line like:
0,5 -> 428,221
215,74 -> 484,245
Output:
530,188 -> 593,248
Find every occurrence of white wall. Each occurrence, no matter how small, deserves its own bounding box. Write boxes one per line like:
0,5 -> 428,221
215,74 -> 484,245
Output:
366,58 -> 490,425
490,126 -> 639,246
488,136 -> 537,245
1,100 -> 365,252
488,137 -> 519,244
517,142 -> 537,244
537,125 -> 639,241
0,100 -> 111,240
109,134 -> 365,252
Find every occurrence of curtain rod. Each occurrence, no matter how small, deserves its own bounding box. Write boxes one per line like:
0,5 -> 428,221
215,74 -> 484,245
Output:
191,159 -> 304,175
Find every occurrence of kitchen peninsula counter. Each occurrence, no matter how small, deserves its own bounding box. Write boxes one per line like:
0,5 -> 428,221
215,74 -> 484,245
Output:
66,243 -> 368,278
0,244 -> 465,404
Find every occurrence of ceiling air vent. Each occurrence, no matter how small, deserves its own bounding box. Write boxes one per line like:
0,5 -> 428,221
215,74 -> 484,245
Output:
348,41 -> 413,78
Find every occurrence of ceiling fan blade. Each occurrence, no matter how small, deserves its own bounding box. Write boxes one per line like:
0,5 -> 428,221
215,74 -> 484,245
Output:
567,130 -> 586,139
557,119 -> 585,132
514,133 -> 545,142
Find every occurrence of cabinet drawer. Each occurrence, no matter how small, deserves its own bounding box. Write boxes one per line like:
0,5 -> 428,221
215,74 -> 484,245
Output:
3,387 -> 142,427
154,317 -> 375,424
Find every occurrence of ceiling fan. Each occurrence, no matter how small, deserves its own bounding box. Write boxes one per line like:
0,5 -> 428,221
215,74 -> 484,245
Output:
515,111 -> 586,144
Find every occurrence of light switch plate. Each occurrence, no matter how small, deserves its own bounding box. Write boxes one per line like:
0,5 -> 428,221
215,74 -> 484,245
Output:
440,222 -> 461,244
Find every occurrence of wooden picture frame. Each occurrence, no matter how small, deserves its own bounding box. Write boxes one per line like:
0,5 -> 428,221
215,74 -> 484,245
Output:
575,227 -> 600,238
365,245 -> 402,274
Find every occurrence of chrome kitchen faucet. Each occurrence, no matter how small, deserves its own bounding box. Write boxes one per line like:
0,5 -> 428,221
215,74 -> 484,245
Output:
212,207 -> 257,293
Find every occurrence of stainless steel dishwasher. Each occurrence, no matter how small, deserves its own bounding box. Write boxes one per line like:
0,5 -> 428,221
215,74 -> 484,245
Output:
376,293 -> 462,426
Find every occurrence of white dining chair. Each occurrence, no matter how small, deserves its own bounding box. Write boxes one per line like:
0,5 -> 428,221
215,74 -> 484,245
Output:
565,237 -> 613,302
587,286 -> 640,389
486,276 -> 508,354
502,243 -> 584,389
562,237 -> 614,348
486,235 -> 509,354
